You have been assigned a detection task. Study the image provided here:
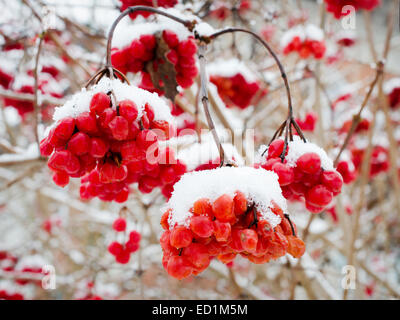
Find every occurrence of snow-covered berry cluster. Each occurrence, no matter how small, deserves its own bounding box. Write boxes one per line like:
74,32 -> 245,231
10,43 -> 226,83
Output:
208,59 -> 266,109
3,72 -> 64,118
40,77 -> 175,202
111,22 -> 198,95
281,24 -> 326,60
258,137 -> 343,213
160,167 -> 305,279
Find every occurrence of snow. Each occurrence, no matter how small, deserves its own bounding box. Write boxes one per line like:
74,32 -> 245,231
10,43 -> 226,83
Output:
259,136 -> 334,171
207,58 -> 258,83
194,21 -> 216,37
15,254 -> 46,271
165,166 -> 286,229
52,77 -> 173,123
281,24 -> 324,48
177,141 -> 244,171
285,137 -> 334,171
383,78 -> 400,94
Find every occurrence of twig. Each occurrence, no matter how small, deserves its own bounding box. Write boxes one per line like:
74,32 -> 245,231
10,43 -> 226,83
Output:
33,34 -> 44,149
333,61 -> 384,166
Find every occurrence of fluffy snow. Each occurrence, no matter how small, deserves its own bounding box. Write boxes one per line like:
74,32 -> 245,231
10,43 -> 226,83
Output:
285,137 -> 334,171
281,24 -> 324,48
112,8 -> 215,49
177,141 -> 244,171
259,136 -> 334,171
166,166 -> 286,229
52,77 -> 173,123
15,254 -> 47,271
207,58 -> 258,83
383,78 -> 400,94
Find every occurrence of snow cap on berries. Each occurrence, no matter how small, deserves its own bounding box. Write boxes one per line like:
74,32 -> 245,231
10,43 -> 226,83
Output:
258,136 -> 334,171
52,77 -> 173,124
165,166 -> 286,229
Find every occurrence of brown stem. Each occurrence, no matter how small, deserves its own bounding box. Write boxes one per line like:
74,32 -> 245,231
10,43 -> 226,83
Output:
333,61 -> 384,166
33,33 -> 44,150
198,44 -> 226,166
209,27 -> 293,118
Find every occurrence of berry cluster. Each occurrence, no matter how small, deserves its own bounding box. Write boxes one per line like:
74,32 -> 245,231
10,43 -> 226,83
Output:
111,30 -> 198,94
324,0 -> 380,19
119,0 -> 178,20
259,138 -> 343,213
336,158 -> 357,184
41,78 -> 175,202
160,194 -> 305,279
281,25 -> 326,60
351,144 -> 389,178
210,73 -> 265,109
3,72 -> 63,117
108,228 -> 141,264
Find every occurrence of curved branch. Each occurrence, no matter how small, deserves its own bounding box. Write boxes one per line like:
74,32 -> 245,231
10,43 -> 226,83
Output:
209,27 -> 293,118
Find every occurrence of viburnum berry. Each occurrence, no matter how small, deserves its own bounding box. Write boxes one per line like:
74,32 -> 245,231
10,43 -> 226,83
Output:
212,194 -> 235,222
281,24 -> 326,59
258,137 -> 342,213
190,216 -> 214,238
41,77 -> 175,202
160,167 -> 306,279
111,27 -> 198,95
112,218 -> 127,232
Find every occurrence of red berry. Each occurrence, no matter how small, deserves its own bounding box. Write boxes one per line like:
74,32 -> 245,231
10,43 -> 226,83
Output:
240,229 -> 258,252
233,191 -> 247,215
90,137 -> 108,158
108,116 -> 129,141
52,171 -> 69,187
268,139 -> 285,158
272,162 -> 294,186
166,255 -> 192,279
112,218 -> 126,232
54,117 -> 75,141
90,92 -> 110,115
119,100 -> 138,122
129,230 -> 141,243
190,215 -> 214,238
306,184 -> 333,207
68,132 -> 91,156
321,170 -> 343,193
76,112 -> 98,134
108,241 -> 123,256
296,153 -> 321,174
213,220 -> 231,242
212,194 -> 235,222
170,226 -> 193,249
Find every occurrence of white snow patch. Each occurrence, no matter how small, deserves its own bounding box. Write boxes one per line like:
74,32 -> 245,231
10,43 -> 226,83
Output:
207,58 -> 258,83
15,254 -> 46,271
259,136 -> 334,171
177,141 -> 244,171
281,24 -> 324,48
166,167 -> 286,229
52,77 -> 173,123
